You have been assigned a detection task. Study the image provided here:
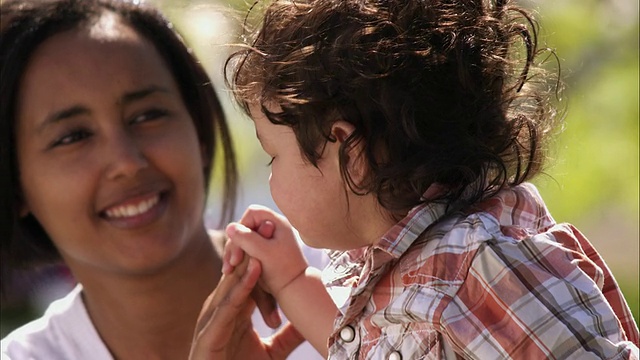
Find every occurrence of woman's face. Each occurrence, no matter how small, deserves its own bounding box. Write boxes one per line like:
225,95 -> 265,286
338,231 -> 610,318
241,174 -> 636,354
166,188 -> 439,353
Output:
15,14 -> 209,277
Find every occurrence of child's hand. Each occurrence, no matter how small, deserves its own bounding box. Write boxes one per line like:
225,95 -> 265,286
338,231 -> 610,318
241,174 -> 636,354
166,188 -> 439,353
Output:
222,220 -> 274,275
225,205 -> 309,299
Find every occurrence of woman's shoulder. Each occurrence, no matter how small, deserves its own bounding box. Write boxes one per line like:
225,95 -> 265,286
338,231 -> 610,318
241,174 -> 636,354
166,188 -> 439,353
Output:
1,285 -> 112,359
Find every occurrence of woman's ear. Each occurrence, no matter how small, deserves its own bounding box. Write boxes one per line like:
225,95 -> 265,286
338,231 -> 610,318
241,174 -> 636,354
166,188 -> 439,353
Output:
330,120 -> 367,185
19,202 -> 30,218
200,143 -> 209,169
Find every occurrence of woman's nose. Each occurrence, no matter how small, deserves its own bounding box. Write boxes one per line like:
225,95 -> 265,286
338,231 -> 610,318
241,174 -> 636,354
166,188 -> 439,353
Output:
104,132 -> 150,181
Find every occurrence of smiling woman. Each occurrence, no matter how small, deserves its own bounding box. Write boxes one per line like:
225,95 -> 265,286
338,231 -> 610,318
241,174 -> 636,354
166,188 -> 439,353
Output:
15,23 -> 212,272
0,0 -> 303,359
0,0 -> 330,358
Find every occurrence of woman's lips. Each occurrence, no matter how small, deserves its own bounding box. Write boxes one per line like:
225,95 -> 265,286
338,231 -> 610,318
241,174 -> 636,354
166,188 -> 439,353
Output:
100,191 -> 168,228
104,193 -> 160,219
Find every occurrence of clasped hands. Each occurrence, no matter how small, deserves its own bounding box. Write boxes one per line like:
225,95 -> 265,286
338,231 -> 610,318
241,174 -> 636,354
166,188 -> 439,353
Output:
188,207 -> 305,360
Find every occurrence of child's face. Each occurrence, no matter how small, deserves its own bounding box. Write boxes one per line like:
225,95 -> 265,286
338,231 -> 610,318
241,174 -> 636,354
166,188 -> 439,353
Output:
15,16 -> 210,276
251,105 -> 394,250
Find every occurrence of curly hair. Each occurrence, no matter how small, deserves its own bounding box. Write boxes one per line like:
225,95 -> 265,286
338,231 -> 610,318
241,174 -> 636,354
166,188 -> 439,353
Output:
227,0 -> 561,217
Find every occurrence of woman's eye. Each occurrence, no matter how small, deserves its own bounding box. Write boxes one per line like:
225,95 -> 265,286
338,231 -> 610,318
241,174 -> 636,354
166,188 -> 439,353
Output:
50,129 -> 91,148
130,108 -> 168,124
266,157 -> 275,166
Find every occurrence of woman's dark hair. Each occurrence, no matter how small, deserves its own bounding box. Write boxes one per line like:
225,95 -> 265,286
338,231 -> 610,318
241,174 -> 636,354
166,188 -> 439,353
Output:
0,0 -> 238,294
227,0 -> 562,218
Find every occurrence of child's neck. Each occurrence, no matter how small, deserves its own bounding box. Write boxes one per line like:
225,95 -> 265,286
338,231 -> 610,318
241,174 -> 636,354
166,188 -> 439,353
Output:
349,193 -> 398,247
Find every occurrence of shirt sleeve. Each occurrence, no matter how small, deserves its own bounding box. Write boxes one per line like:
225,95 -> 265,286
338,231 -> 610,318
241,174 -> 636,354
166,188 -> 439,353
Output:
438,223 -> 639,359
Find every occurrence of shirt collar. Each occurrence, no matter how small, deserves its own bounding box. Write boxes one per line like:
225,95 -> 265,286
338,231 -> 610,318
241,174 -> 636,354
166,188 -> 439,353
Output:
325,187 -> 447,323
327,185 -> 448,264
375,200 -> 447,258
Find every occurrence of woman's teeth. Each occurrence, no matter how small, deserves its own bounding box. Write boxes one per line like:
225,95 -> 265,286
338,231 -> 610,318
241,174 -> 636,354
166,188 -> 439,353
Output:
105,195 -> 160,219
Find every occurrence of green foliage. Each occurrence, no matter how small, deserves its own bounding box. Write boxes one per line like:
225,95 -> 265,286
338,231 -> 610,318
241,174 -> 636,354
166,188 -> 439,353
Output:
535,52 -> 639,221
532,0 -> 639,324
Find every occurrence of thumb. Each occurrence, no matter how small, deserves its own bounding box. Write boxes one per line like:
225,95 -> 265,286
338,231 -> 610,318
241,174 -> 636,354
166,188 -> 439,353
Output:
252,285 -> 282,329
268,322 -> 305,359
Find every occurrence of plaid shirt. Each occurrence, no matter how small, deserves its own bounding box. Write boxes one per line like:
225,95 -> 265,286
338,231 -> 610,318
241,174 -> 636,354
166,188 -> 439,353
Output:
324,183 -> 639,359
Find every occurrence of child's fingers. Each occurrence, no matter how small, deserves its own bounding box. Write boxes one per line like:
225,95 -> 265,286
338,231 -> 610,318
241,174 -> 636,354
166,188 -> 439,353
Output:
255,220 -> 275,239
238,205 -> 288,235
222,223 -> 249,274
223,216 -> 275,275
225,223 -> 272,260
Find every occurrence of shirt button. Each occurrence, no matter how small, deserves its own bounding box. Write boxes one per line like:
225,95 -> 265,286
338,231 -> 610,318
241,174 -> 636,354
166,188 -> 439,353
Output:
388,351 -> 402,360
339,325 -> 355,343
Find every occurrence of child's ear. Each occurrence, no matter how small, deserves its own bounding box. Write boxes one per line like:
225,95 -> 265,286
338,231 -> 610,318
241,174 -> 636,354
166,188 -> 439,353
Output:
330,120 -> 356,144
330,120 -> 367,185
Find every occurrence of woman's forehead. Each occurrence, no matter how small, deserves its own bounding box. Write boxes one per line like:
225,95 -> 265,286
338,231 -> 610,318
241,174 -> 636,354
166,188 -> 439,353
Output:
78,10 -> 141,44
29,15 -> 155,75
16,16 -> 176,126
87,11 -> 125,39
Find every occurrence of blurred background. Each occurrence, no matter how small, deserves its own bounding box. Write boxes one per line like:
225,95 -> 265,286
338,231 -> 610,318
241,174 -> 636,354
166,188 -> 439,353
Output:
1,0 -> 638,336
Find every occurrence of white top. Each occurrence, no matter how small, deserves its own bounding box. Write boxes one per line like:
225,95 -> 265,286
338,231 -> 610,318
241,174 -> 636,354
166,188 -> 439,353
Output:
1,244 -> 328,360
1,286 -> 112,360
1,284 -> 324,360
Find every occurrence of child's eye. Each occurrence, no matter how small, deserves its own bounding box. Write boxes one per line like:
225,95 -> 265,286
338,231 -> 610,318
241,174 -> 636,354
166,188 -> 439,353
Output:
130,108 -> 169,124
50,129 -> 92,148
266,157 -> 275,166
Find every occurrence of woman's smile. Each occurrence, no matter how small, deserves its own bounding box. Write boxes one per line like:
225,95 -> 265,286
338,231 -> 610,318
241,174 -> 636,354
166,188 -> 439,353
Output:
101,191 -> 168,229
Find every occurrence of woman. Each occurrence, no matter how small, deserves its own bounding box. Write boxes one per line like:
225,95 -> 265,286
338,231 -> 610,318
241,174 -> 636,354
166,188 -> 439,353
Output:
0,0 -> 305,358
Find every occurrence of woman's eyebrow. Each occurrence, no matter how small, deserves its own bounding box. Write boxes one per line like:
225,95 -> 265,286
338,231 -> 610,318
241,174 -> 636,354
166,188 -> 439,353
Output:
37,106 -> 90,134
120,85 -> 170,105
36,85 -> 171,134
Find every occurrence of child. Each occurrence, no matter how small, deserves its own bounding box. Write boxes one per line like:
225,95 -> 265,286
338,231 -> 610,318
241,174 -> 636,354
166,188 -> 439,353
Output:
223,0 -> 640,358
